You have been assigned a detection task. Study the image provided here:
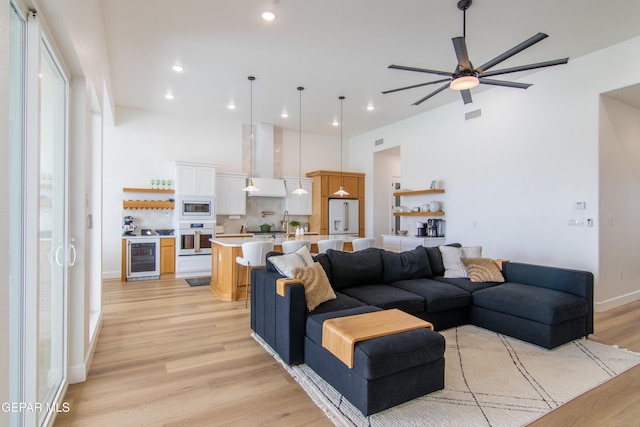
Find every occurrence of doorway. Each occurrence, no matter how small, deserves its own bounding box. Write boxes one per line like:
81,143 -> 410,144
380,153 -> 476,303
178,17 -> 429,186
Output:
372,147 -> 401,245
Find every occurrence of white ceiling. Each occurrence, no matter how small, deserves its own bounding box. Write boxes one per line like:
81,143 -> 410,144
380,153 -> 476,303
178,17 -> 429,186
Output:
100,0 -> 640,137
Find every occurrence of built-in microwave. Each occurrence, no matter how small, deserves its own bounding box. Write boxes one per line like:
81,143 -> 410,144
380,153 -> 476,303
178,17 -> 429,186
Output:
178,196 -> 214,220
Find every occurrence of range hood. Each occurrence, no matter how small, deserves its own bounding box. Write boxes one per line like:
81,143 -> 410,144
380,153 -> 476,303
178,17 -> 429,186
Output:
247,177 -> 287,197
247,123 -> 287,197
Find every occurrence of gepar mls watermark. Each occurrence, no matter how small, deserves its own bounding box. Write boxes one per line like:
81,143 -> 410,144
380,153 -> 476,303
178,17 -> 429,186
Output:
2,402 -> 71,413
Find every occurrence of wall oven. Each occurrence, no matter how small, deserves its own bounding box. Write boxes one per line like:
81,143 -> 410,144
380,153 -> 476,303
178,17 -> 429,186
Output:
178,222 -> 214,256
125,237 -> 160,281
178,196 -> 214,220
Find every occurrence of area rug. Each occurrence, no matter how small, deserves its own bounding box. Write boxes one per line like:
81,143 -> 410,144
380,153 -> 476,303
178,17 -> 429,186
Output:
253,325 -> 640,427
185,277 -> 211,287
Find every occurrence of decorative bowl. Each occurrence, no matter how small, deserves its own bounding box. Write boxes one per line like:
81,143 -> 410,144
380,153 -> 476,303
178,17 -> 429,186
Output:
398,230 -> 408,236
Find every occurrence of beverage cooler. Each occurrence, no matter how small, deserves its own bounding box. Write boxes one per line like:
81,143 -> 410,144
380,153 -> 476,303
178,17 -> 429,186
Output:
126,237 -> 160,281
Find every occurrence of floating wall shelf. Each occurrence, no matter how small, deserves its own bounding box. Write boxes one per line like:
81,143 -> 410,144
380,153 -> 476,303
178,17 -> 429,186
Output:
393,211 -> 445,217
123,187 -> 174,194
122,200 -> 174,209
393,189 -> 445,197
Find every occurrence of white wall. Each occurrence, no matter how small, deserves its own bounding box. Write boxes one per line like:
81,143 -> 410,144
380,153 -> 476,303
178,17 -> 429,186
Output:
103,108 -> 341,277
350,36 -> 640,309
102,107 -> 241,278
598,95 -> 640,310
281,127 -> 341,176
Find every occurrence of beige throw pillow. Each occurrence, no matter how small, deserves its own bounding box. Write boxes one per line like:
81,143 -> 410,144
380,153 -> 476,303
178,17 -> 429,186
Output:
291,262 -> 337,311
461,258 -> 505,283
439,245 -> 482,278
268,245 -> 314,278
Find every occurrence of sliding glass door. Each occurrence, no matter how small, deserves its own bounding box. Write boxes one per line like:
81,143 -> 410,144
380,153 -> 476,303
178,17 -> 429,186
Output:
11,4 -> 71,426
35,35 -> 69,426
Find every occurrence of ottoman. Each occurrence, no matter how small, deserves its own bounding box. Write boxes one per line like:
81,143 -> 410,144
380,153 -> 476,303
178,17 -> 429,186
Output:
304,306 -> 446,416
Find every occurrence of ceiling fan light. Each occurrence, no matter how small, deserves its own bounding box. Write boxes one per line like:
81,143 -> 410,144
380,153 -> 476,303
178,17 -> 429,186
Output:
450,75 -> 479,91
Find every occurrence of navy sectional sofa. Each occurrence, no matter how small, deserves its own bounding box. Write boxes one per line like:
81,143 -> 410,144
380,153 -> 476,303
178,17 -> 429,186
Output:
250,245 -> 594,366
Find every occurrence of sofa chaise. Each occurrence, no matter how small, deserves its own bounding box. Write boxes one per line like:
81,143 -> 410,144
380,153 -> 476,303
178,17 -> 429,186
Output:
250,244 -> 593,414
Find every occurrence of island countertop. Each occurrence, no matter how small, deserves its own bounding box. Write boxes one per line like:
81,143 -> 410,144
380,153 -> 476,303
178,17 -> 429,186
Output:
210,234 -> 358,248
209,234 -> 360,301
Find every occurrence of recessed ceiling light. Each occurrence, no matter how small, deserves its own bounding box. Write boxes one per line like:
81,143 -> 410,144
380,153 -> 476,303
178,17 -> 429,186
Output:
165,93 -> 174,100
261,11 -> 276,21
366,104 -> 375,111
332,120 -> 339,127
172,64 -> 184,72
281,111 -> 289,118
228,103 -> 236,110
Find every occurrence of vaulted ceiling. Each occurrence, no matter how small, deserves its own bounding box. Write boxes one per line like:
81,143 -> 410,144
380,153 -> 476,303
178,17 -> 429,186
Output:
100,0 -> 640,136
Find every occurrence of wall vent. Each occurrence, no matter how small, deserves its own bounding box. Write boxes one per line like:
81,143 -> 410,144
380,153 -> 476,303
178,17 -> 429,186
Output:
374,138 -> 384,146
465,109 -> 482,120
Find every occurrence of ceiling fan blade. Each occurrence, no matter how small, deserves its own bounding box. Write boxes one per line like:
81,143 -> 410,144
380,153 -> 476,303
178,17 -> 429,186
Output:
479,78 -> 532,89
388,64 -> 454,77
381,78 -> 451,95
461,89 -> 473,104
452,37 -> 472,71
475,32 -> 548,74
478,58 -> 569,78
412,82 -> 451,106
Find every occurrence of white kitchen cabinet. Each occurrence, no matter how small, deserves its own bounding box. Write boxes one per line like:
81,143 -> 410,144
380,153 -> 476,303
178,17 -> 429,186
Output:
381,235 -> 445,252
284,177 -> 313,215
174,161 -> 217,196
216,172 -> 247,215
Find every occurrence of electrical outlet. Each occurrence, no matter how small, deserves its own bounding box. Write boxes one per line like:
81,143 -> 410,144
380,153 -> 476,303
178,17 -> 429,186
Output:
586,218 -> 593,227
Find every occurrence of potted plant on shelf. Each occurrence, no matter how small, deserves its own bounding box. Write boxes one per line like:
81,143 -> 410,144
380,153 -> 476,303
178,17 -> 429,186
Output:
290,220 -> 302,236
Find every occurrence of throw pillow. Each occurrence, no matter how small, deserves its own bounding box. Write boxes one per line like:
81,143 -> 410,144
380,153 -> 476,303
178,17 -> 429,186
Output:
424,243 -> 461,276
461,258 -> 505,283
268,245 -> 314,278
291,262 -> 337,311
381,246 -> 433,283
439,245 -> 483,278
325,247 -> 383,291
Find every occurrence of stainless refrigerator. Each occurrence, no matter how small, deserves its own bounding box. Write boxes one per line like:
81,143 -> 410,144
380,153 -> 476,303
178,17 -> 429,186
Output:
329,199 -> 359,235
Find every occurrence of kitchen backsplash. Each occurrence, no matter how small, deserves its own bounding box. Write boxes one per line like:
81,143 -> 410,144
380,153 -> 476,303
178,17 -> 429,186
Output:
217,197 -> 308,234
122,208 -> 174,234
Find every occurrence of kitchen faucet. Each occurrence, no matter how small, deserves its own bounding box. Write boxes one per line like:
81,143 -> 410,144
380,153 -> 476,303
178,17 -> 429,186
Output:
283,210 -> 290,235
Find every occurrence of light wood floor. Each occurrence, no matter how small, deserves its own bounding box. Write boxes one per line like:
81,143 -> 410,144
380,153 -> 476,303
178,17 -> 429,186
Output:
55,278 -> 640,427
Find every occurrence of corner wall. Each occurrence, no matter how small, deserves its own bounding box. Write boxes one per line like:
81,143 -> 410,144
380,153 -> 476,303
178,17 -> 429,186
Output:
598,95 -> 640,310
349,36 -> 640,310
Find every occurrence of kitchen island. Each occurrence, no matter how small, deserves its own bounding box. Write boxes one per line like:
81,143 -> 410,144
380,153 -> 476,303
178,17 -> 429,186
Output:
209,234 -> 357,301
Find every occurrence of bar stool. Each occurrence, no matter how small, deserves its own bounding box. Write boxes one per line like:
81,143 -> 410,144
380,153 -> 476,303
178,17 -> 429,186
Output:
281,239 -> 311,254
236,241 -> 274,307
317,239 -> 344,253
352,237 -> 376,251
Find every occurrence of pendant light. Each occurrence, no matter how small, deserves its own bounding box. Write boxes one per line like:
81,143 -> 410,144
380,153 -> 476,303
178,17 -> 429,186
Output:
292,86 -> 308,195
334,96 -> 349,197
243,76 -> 260,192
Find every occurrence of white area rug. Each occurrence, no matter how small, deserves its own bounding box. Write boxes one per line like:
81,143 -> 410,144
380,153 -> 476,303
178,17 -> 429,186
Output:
253,325 -> 640,426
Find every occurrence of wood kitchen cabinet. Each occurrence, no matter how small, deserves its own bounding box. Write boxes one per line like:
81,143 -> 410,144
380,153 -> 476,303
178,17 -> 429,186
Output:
306,170 -> 365,236
159,237 -> 175,274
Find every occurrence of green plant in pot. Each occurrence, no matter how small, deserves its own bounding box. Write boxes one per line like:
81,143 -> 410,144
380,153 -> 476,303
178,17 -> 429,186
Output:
289,220 -> 301,228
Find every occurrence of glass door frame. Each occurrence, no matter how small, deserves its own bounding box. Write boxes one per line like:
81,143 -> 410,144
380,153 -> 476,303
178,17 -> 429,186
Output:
21,8 -> 71,427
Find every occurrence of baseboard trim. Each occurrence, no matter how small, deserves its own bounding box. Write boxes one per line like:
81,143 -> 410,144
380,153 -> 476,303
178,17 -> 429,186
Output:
595,290 -> 640,312
69,312 -> 103,384
102,271 -> 121,280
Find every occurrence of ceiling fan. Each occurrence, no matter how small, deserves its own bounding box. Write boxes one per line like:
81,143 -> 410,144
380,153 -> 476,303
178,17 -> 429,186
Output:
382,0 -> 569,105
